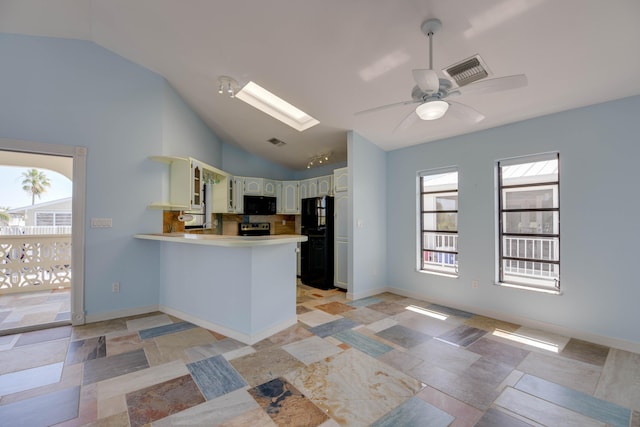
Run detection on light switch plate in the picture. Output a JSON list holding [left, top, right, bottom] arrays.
[[91, 218, 112, 228]]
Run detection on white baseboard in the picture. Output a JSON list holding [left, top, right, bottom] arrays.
[[347, 286, 388, 301], [85, 305, 160, 324], [159, 305, 297, 345], [385, 285, 640, 354]]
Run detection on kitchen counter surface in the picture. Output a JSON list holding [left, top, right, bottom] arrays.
[[134, 233, 307, 247]]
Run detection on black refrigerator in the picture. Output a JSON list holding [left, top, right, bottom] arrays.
[[300, 196, 334, 290]]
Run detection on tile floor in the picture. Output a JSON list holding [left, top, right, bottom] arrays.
[[0, 288, 71, 334], [0, 283, 638, 426]]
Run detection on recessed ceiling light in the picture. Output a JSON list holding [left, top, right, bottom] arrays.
[[236, 81, 319, 132]]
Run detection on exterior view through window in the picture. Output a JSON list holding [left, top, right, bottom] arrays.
[[498, 154, 560, 292], [419, 169, 458, 276]]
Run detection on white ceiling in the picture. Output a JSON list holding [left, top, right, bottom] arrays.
[[2, 0, 640, 170]]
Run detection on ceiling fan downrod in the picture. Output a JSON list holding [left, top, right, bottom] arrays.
[[421, 18, 442, 71]]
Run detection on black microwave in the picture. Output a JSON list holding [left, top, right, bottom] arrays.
[[243, 195, 277, 215]]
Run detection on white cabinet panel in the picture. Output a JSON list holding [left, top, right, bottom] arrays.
[[335, 240, 348, 289], [191, 161, 204, 211], [317, 175, 333, 196], [281, 181, 299, 214], [243, 177, 263, 195], [334, 189, 349, 289], [275, 181, 283, 213], [234, 177, 244, 213], [299, 178, 316, 200], [335, 193, 349, 240], [334, 167, 348, 193], [263, 179, 276, 196]]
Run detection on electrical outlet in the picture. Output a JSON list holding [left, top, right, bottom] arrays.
[[472, 279, 478, 289], [112, 282, 120, 293]]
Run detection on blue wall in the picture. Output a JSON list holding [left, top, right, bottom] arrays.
[[386, 95, 640, 345], [222, 144, 294, 180], [0, 34, 227, 318], [162, 84, 223, 164], [292, 160, 348, 180], [349, 131, 387, 298]]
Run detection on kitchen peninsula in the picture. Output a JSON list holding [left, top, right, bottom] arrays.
[[135, 233, 307, 344]]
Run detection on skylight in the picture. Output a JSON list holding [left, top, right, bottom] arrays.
[[235, 81, 319, 132]]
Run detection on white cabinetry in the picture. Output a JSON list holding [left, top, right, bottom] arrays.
[[281, 181, 300, 214], [275, 181, 283, 213], [263, 179, 277, 196], [333, 167, 348, 289], [191, 161, 204, 211], [317, 175, 333, 196], [243, 177, 263, 195], [212, 175, 244, 213], [243, 177, 277, 196], [300, 175, 332, 201], [149, 156, 227, 211], [333, 167, 348, 193], [299, 178, 317, 200]]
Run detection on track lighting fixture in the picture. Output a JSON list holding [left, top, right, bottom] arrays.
[[306, 152, 332, 169], [217, 76, 238, 98]]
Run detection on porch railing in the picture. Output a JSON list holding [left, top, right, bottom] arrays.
[[423, 234, 558, 279], [1, 226, 72, 235], [0, 234, 72, 294]]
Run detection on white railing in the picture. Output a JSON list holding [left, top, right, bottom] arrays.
[[503, 236, 559, 278], [0, 234, 72, 293], [422, 234, 558, 279], [1, 226, 72, 235], [423, 233, 458, 271]]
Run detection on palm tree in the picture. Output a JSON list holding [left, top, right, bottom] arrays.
[[21, 169, 51, 205]]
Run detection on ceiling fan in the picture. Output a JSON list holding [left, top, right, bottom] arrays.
[[356, 18, 528, 131]]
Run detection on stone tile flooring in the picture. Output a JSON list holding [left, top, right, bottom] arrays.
[[0, 288, 71, 334], [0, 283, 638, 426]]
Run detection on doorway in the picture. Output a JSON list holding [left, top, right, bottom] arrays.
[[0, 139, 86, 335]]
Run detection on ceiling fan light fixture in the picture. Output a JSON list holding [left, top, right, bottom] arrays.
[[416, 100, 449, 120]]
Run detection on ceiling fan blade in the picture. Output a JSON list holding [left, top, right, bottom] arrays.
[[393, 108, 419, 133], [412, 69, 439, 93], [446, 101, 485, 124], [355, 99, 418, 116], [459, 74, 527, 96]]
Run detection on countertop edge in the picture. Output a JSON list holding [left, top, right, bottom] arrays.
[[134, 233, 307, 247]]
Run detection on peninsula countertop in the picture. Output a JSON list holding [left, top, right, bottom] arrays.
[[134, 232, 307, 247]]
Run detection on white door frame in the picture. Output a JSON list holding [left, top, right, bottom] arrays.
[[0, 138, 86, 325]]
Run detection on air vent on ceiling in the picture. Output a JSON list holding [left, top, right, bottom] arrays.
[[267, 137, 286, 147], [442, 54, 489, 87]]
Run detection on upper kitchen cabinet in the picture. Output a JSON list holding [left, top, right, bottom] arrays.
[[243, 177, 263, 195], [263, 179, 277, 196], [148, 156, 227, 211], [212, 175, 244, 213], [243, 177, 276, 196], [191, 161, 203, 210], [299, 178, 317, 200], [300, 175, 333, 200], [317, 175, 333, 196], [281, 181, 300, 214], [333, 167, 348, 193]]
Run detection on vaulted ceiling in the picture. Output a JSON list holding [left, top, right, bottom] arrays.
[[2, 0, 640, 170]]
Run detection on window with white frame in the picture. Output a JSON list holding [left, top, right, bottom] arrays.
[[35, 211, 72, 227], [419, 168, 458, 276], [498, 153, 559, 292]]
